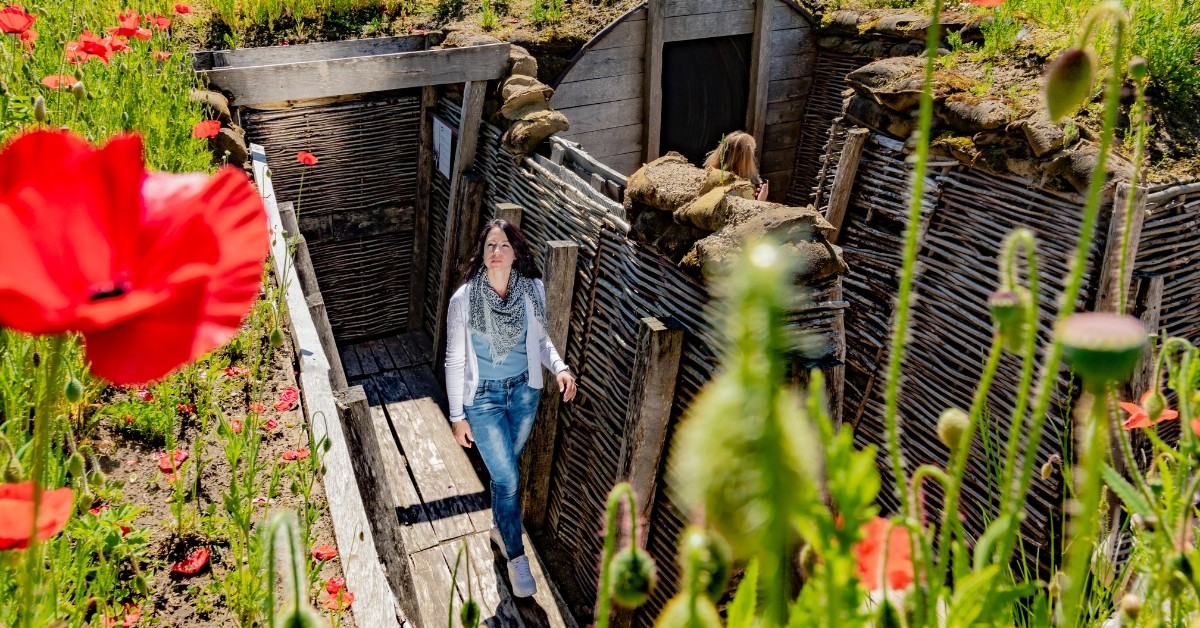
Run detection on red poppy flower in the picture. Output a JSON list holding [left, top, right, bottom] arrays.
[[76, 31, 113, 64], [223, 366, 249, 377], [311, 544, 338, 561], [146, 14, 170, 29], [89, 504, 109, 515], [192, 120, 220, 139], [0, 481, 74, 549], [263, 418, 279, 430], [249, 402, 266, 414], [176, 402, 195, 413], [229, 419, 243, 434], [170, 547, 209, 575], [65, 42, 89, 64], [157, 450, 189, 473], [117, 10, 139, 28], [135, 388, 153, 401], [174, 3, 192, 14], [18, 27, 33, 49], [853, 517, 914, 591], [324, 591, 354, 611], [1120, 391, 1180, 430], [326, 576, 346, 595], [152, 50, 169, 61], [274, 386, 299, 411], [104, 603, 141, 628], [41, 74, 79, 89], [107, 36, 130, 53], [0, 130, 268, 385], [968, 0, 1005, 5], [0, 5, 35, 33], [123, 415, 134, 424], [281, 448, 310, 461], [296, 151, 318, 166]]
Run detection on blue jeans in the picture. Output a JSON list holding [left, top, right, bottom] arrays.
[[464, 371, 540, 558]]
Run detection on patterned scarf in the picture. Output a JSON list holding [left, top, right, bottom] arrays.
[[467, 268, 546, 365]]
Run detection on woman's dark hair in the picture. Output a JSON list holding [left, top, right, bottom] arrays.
[[459, 219, 541, 285]]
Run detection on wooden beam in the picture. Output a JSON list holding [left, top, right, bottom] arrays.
[[1094, 183, 1148, 314], [292, 234, 321, 297], [336, 386, 421, 619], [825, 128, 869, 244], [826, 276, 846, 426], [643, 0, 665, 163], [433, 80, 489, 381], [1128, 275, 1165, 398], [520, 240, 581, 531], [193, 34, 427, 70], [746, 0, 773, 152], [250, 143, 400, 628], [495, 202, 524, 228], [306, 294, 350, 391], [663, 10, 756, 41], [409, 85, 438, 332], [200, 43, 511, 106], [278, 201, 299, 239]]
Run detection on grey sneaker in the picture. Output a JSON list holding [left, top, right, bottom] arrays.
[[507, 555, 537, 598], [490, 526, 508, 559]]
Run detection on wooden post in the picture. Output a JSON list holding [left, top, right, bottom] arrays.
[[292, 234, 321, 297], [408, 84, 438, 332], [550, 142, 566, 166], [1094, 183, 1148, 314], [826, 276, 846, 426], [1127, 275, 1165, 398], [278, 201, 299, 239], [495, 202, 523, 228], [307, 293, 349, 390], [745, 0, 773, 150], [520, 240, 580, 531], [825, 128, 869, 244], [433, 80, 488, 380], [336, 385, 420, 619], [643, 0, 665, 163]]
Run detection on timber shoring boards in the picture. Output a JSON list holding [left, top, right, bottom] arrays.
[[343, 345, 574, 628], [758, 0, 816, 202], [243, 95, 421, 343], [1137, 182, 1200, 343], [830, 133, 1121, 576]]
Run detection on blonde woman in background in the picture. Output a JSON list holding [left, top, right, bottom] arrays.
[[703, 131, 770, 201]]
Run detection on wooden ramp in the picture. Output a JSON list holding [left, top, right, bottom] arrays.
[[340, 331, 575, 628]]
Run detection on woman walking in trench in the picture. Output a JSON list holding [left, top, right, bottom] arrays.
[[444, 218, 577, 598]]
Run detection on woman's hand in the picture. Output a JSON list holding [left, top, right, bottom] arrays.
[[756, 179, 770, 201], [557, 370, 577, 402], [452, 420, 473, 448]]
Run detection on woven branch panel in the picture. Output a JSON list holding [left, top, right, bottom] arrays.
[[829, 132, 1112, 575], [786, 51, 873, 206], [244, 93, 421, 342], [1138, 183, 1200, 342]]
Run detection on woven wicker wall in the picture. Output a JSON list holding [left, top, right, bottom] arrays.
[[1138, 182, 1200, 341], [244, 93, 421, 343]]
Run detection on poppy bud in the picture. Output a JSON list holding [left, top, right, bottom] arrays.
[[989, 290, 1029, 353], [121, 111, 130, 129], [88, 470, 107, 489], [937, 407, 970, 451], [74, 68, 84, 81], [68, 452, 86, 478], [611, 546, 656, 609], [290, 480, 299, 494], [460, 599, 481, 628], [4, 445, 23, 482], [1047, 571, 1065, 596], [654, 595, 722, 628], [279, 605, 324, 628], [32, 352, 40, 367], [265, 167, 272, 179], [1041, 459, 1055, 481], [1128, 57, 1148, 81], [322, 439, 332, 453], [680, 526, 731, 600], [1120, 593, 1142, 619], [270, 327, 285, 348], [65, 378, 84, 403], [1143, 389, 1168, 422], [71, 81, 85, 103], [119, 62, 129, 73], [1045, 47, 1096, 122], [33, 96, 46, 123], [1059, 313, 1146, 386]]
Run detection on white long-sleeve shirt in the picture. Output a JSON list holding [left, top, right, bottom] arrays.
[[444, 278, 569, 422]]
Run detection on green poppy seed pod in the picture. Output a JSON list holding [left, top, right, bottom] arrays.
[[289, 480, 299, 494], [119, 62, 129, 73], [88, 469, 106, 489], [1045, 47, 1096, 122], [1143, 390, 1168, 423], [121, 111, 130, 128], [1128, 56, 1148, 81], [265, 167, 273, 179], [937, 407, 970, 451], [67, 452, 86, 478], [460, 599, 481, 628], [5, 456, 23, 483], [71, 81, 86, 103], [1120, 593, 1142, 619], [33, 96, 47, 123], [680, 526, 731, 600], [654, 595, 722, 628], [610, 547, 657, 609], [73, 68, 84, 81], [988, 290, 1029, 353], [322, 439, 332, 453], [65, 378, 84, 403], [270, 327, 285, 348], [1059, 313, 1147, 386]]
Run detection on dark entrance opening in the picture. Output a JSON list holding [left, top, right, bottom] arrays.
[[660, 34, 752, 166]]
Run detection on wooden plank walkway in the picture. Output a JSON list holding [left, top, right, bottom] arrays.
[[339, 331, 575, 628]]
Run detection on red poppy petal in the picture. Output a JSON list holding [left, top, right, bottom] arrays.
[[0, 483, 74, 549], [1161, 409, 1180, 422], [969, 0, 1006, 5], [1122, 413, 1151, 430], [1118, 402, 1144, 416], [170, 547, 210, 574]]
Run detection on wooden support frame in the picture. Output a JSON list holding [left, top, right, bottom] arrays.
[[408, 84, 439, 332], [825, 128, 870, 244], [521, 240, 581, 531], [336, 386, 420, 617], [193, 34, 427, 71], [826, 276, 847, 426], [199, 43, 511, 106], [1094, 183, 1149, 314], [1128, 275, 1165, 397], [745, 0, 773, 150], [250, 144, 400, 628], [643, 0, 665, 163], [495, 202, 524, 228], [306, 294, 349, 390]]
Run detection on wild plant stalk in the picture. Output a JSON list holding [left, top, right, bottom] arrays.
[[1116, 66, 1149, 315], [595, 483, 636, 628]]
